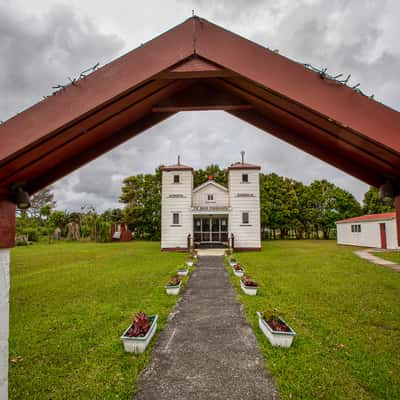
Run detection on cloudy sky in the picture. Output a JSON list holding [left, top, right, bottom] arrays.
[[1, 0, 399, 211]]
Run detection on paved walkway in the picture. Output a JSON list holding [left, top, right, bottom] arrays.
[[354, 249, 400, 272], [196, 248, 226, 256], [134, 256, 278, 400]]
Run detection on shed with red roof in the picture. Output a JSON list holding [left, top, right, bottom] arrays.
[[336, 212, 398, 249]]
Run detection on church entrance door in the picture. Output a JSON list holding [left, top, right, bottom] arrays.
[[194, 216, 228, 246]]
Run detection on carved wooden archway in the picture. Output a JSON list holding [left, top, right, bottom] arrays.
[[1, 16, 400, 397]]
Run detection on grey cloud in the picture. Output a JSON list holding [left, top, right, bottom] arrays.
[[0, 2, 124, 121], [189, 0, 282, 21], [6, 0, 400, 211]]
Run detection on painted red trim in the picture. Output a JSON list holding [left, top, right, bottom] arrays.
[[160, 164, 193, 171], [161, 247, 189, 252], [336, 212, 396, 224], [0, 19, 194, 161], [228, 162, 261, 170], [0, 197, 16, 248], [379, 223, 387, 249], [233, 247, 261, 252], [395, 196, 400, 247], [194, 17, 400, 154]]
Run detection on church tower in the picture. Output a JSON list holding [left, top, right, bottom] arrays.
[[227, 154, 261, 250], [160, 159, 193, 251]]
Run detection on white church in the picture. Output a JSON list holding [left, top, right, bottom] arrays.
[[160, 157, 261, 251]]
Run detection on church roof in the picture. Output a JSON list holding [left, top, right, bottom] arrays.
[[336, 212, 396, 224], [193, 180, 228, 193], [160, 164, 193, 171], [228, 162, 261, 170]]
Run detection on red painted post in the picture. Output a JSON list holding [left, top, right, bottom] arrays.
[[395, 195, 400, 247], [0, 197, 16, 249], [0, 196, 15, 399]]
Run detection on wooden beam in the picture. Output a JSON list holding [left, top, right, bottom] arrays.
[[152, 81, 252, 112], [194, 17, 400, 154], [228, 109, 384, 187], [157, 55, 236, 79], [0, 18, 195, 161], [0, 80, 191, 191], [215, 78, 400, 175], [27, 112, 174, 194]]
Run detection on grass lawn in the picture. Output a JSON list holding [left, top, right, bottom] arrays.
[[372, 251, 400, 264], [9, 241, 187, 399], [230, 241, 400, 400]]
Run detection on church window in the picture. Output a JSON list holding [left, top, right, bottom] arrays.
[[172, 213, 180, 225]]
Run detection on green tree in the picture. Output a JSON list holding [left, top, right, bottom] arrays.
[[120, 167, 161, 240], [28, 187, 56, 222], [362, 186, 394, 214], [260, 173, 299, 239], [194, 164, 228, 187], [304, 180, 361, 239], [48, 210, 69, 234], [334, 187, 362, 220], [16, 187, 57, 241]]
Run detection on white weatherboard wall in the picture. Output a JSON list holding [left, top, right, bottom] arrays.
[[228, 169, 261, 249], [337, 219, 399, 249], [161, 170, 193, 249], [192, 182, 229, 208], [0, 249, 9, 400]]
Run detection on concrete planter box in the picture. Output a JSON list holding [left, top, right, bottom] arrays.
[[256, 312, 296, 348], [233, 268, 244, 277], [177, 268, 189, 276], [165, 281, 181, 295], [229, 260, 237, 267], [240, 280, 258, 295], [186, 261, 194, 267], [120, 315, 158, 353]]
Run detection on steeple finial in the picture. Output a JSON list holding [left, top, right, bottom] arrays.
[[240, 150, 245, 164]]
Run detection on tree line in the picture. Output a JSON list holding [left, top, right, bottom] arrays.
[[118, 164, 394, 240], [16, 165, 394, 243]]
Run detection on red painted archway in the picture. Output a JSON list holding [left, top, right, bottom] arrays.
[[1, 16, 400, 247], [2, 16, 400, 397]]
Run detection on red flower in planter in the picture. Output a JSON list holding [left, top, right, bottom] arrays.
[[262, 312, 290, 332], [241, 275, 258, 287], [127, 312, 151, 337], [168, 275, 181, 286], [233, 264, 243, 271]]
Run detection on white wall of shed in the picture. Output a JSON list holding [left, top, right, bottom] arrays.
[[336, 219, 399, 249]]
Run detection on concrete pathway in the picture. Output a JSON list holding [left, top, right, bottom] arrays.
[[196, 248, 226, 256], [134, 256, 278, 400], [354, 249, 400, 272]]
